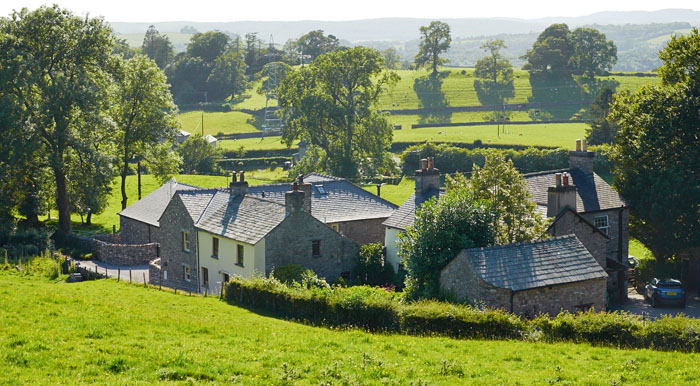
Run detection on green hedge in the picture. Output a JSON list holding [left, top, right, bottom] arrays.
[[224, 276, 700, 352], [217, 157, 291, 170]]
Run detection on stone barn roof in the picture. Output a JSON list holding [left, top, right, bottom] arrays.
[[382, 188, 443, 231], [445, 235, 607, 292], [118, 179, 203, 227]]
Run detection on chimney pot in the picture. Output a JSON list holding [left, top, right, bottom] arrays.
[[575, 139, 582, 152], [232, 171, 237, 183], [563, 173, 569, 186], [376, 183, 381, 197], [582, 139, 588, 152], [420, 158, 428, 170], [555, 173, 562, 187], [239, 171, 245, 182], [293, 182, 298, 190]]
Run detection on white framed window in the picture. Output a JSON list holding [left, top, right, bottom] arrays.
[[182, 264, 191, 282], [594, 215, 609, 235], [182, 231, 190, 252], [212, 237, 219, 258], [236, 245, 244, 267]]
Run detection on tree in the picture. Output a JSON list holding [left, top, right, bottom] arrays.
[[398, 176, 494, 300], [466, 155, 546, 244], [141, 25, 174, 69], [586, 86, 619, 145], [166, 53, 211, 104], [296, 30, 339, 62], [415, 21, 451, 76], [569, 28, 617, 77], [355, 243, 394, 286], [207, 50, 248, 100], [178, 134, 222, 174], [187, 31, 230, 63], [0, 6, 115, 235], [256, 62, 293, 96], [112, 55, 181, 210], [474, 40, 515, 105], [382, 48, 400, 70], [609, 28, 700, 261], [278, 47, 399, 179], [521, 23, 573, 77]]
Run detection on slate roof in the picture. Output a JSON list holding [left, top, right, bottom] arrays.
[[458, 235, 607, 292], [193, 191, 287, 245], [524, 168, 626, 216], [244, 173, 398, 223], [382, 188, 442, 231], [118, 179, 203, 227]]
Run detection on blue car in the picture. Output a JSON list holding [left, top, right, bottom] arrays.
[[644, 278, 686, 308]]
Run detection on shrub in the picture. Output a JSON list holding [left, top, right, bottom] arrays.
[[642, 316, 700, 352], [355, 243, 394, 286], [534, 311, 643, 347], [272, 264, 314, 284]]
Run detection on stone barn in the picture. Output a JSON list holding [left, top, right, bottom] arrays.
[[440, 235, 608, 317]]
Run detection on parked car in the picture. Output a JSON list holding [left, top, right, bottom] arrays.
[[644, 278, 686, 308]]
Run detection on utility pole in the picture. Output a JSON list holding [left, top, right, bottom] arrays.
[[201, 113, 204, 136], [137, 161, 142, 200]]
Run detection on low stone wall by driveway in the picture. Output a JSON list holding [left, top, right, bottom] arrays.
[[68, 233, 158, 266]]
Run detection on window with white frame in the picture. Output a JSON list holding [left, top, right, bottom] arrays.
[[594, 215, 609, 234], [182, 231, 190, 252], [182, 264, 191, 282], [212, 237, 219, 258], [236, 245, 244, 266]]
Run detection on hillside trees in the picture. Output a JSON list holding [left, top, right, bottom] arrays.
[[398, 175, 494, 300], [178, 134, 222, 174], [415, 21, 452, 76], [278, 47, 399, 179], [569, 27, 618, 77], [609, 28, 700, 261], [141, 25, 174, 69], [586, 86, 619, 145], [112, 55, 181, 210], [0, 6, 116, 235], [296, 30, 340, 62], [474, 40, 515, 105]]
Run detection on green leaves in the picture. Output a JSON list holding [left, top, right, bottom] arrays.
[[415, 21, 452, 75]]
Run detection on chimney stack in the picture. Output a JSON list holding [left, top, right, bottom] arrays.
[[547, 172, 577, 217], [569, 140, 594, 175], [297, 175, 312, 213], [415, 157, 440, 196], [285, 181, 306, 215], [229, 170, 249, 197]]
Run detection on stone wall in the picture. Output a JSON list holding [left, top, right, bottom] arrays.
[[512, 278, 607, 317], [148, 258, 162, 286], [335, 217, 388, 246], [119, 216, 160, 245], [440, 250, 512, 310], [94, 240, 158, 266], [547, 210, 609, 267], [157, 195, 199, 292], [265, 211, 360, 281]]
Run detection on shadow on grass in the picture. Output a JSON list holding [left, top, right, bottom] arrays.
[[474, 79, 515, 106], [528, 72, 620, 120], [413, 72, 451, 124]]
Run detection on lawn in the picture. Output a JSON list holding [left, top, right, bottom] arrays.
[[1, 271, 698, 385], [362, 177, 416, 206], [68, 170, 289, 233], [177, 110, 260, 136]]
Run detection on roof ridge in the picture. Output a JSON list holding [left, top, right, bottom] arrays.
[[467, 234, 577, 253], [243, 194, 286, 207], [522, 168, 570, 177], [194, 191, 221, 225], [305, 172, 345, 181]]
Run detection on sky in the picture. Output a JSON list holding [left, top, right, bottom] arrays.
[[1, 0, 698, 22]]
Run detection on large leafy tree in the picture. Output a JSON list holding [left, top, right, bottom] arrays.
[[466, 155, 546, 244], [586, 86, 619, 145], [569, 27, 617, 77], [207, 50, 248, 100], [521, 23, 573, 77], [0, 6, 115, 235], [112, 55, 181, 210], [296, 30, 340, 62], [609, 28, 700, 261], [399, 177, 494, 300], [187, 31, 230, 63], [415, 21, 452, 76], [178, 134, 222, 174], [474, 40, 515, 105], [278, 47, 399, 179], [141, 25, 174, 69]]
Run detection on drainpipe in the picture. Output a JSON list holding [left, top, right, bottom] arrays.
[[510, 290, 515, 313]]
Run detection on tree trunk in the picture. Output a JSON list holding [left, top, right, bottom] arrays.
[[121, 158, 129, 210], [54, 166, 72, 236], [86, 212, 92, 226]]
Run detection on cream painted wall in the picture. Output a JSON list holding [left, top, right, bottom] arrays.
[[197, 230, 265, 294], [385, 227, 401, 272]]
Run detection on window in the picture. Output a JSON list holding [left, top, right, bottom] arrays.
[[312, 240, 321, 256], [222, 273, 230, 283], [236, 245, 244, 266], [331, 223, 340, 232], [212, 237, 219, 258], [202, 267, 209, 288], [182, 265, 191, 282], [316, 185, 327, 195], [182, 231, 190, 252], [594, 215, 609, 234]]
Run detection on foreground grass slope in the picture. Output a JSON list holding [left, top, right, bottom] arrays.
[[1, 271, 698, 385]]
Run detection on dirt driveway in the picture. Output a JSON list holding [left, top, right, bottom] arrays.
[[76, 260, 149, 283], [611, 287, 700, 319]]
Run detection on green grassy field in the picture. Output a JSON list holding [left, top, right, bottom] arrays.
[[362, 177, 415, 206], [68, 171, 289, 233], [1, 271, 697, 385], [177, 110, 260, 135]]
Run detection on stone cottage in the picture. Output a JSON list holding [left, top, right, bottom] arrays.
[[383, 157, 443, 272], [155, 173, 361, 293], [440, 235, 608, 317], [524, 139, 630, 300]]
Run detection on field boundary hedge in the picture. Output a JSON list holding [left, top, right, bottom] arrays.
[[410, 120, 584, 129], [224, 276, 700, 353]]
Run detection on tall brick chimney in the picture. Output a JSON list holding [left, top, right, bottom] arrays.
[[229, 171, 249, 197], [569, 139, 594, 175], [297, 175, 312, 213], [415, 157, 440, 196], [285, 182, 306, 215], [547, 172, 577, 217]]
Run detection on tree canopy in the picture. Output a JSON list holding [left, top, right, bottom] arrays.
[[141, 25, 174, 69], [296, 30, 340, 62], [415, 21, 451, 76], [609, 28, 700, 261], [474, 40, 515, 105], [398, 176, 494, 300], [585, 86, 619, 145], [278, 47, 399, 179]]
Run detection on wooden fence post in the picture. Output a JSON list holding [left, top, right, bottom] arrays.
[[129, 269, 132, 283], [143, 273, 146, 288], [117, 267, 120, 282]]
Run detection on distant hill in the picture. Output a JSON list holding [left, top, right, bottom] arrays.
[[111, 9, 699, 71]]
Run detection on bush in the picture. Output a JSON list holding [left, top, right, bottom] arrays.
[[355, 243, 394, 286], [272, 264, 314, 284], [534, 311, 643, 347], [635, 257, 682, 286]]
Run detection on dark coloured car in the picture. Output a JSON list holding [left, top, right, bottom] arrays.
[[644, 278, 686, 308]]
